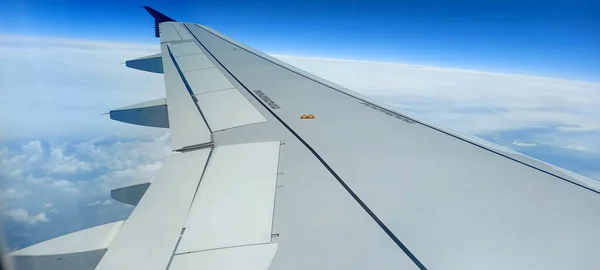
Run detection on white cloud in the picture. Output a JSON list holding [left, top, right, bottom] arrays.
[[21, 141, 44, 163], [561, 145, 592, 152], [3, 208, 49, 225], [27, 213, 49, 225], [0, 141, 46, 180], [0, 35, 165, 140], [4, 208, 28, 222], [512, 141, 537, 147], [557, 125, 600, 132], [87, 200, 112, 206], [73, 132, 171, 173], [0, 188, 31, 199], [49, 179, 80, 194], [1, 133, 170, 201], [43, 145, 92, 175], [42, 202, 59, 214], [87, 200, 101, 206]]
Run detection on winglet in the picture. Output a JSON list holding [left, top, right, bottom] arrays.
[[143, 6, 176, 38]]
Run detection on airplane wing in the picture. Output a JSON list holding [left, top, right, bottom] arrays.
[[8, 6, 600, 270]]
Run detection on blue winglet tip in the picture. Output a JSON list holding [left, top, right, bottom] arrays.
[[143, 6, 176, 37]]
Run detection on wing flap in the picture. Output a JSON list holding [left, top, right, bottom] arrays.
[[170, 243, 278, 270], [195, 89, 267, 131], [169, 41, 203, 57], [184, 67, 236, 95], [175, 53, 215, 72], [177, 142, 280, 253]]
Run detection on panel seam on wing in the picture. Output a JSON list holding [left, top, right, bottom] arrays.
[[166, 44, 214, 134]]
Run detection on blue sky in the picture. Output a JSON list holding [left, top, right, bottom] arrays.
[[1, 0, 599, 81], [1, 0, 599, 251]]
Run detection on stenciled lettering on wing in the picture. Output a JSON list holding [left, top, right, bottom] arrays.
[[253, 90, 281, 110], [360, 102, 415, 124]]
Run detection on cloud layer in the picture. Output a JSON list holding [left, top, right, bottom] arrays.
[[0, 134, 170, 249], [4, 209, 48, 225], [0, 35, 164, 140]]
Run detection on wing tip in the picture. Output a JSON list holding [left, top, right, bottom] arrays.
[[143, 6, 176, 23], [143, 6, 176, 38]]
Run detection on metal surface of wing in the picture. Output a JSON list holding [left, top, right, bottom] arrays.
[[157, 21, 599, 270]]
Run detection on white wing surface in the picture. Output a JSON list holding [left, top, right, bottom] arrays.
[[7, 6, 600, 270]]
